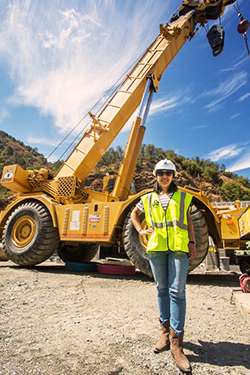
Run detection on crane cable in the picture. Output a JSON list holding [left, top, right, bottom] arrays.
[[47, 50, 146, 162], [234, 0, 250, 58]]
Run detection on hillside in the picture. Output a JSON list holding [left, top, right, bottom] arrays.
[[0, 131, 250, 206], [0, 130, 62, 206], [84, 164, 230, 202], [85, 145, 250, 203]]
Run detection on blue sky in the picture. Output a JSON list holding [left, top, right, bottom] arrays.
[[0, 0, 250, 179]]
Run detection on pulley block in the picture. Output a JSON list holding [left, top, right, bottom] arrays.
[[207, 24, 225, 57]]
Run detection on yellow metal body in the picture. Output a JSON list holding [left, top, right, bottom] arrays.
[[112, 117, 145, 200], [56, 199, 133, 244], [1, 165, 30, 193], [238, 205, 250, 240]]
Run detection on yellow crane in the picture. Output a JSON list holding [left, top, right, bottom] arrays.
[[1, 0, 249, 276]]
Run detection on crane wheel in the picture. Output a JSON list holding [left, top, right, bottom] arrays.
[[122, 204, 209, 277], [0, 243, 9, 261], [123, 210, 153, 277], [2, 201, 60, 266], [240, 259, 250, 275], [57, 242, 99, 263], [188, 204, 209, 272]]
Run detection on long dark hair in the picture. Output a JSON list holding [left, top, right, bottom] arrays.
[[153, 180, 178, 194]]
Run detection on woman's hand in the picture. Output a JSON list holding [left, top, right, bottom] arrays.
[[139, 227, 154, 235], [188, 242, 196, 260], [131, 207, 154, 236]]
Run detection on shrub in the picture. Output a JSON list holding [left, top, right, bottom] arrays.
[[220, 181, 250, 201]]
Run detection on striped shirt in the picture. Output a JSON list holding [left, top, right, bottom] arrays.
[[137, 192, 173, 212]]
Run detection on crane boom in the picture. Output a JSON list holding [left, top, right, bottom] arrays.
[[54, 10, 196, 184]]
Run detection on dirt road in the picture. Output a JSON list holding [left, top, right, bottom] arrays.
[[0, 260, 250, 375]]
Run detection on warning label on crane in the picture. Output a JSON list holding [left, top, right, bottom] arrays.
[[89, 214, 100, 223], [70, 210, 80, 231]]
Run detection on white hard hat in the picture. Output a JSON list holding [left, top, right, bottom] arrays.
[[153, 159, 176, 176]]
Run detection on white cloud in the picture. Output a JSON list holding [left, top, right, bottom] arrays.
[[193, 124, 209, 129], [0, 0, 173, 138], [47, 154, 60, 163], [39, 9, 101, 50], [121, 92, 189, 132], [202, 72, 248, 112], [0, 109, 9, 123], [230, 113, 240, 120], [150, 94, 193, 116], [26, 136, 60, 147], [206, 144, 244, 162], [220, 56, 249, 72], [227, 152, 250, 173], [150, 97, 179, 115], [237, 93, 250, 102]]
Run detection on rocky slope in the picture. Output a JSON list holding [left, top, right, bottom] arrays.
[[85, 167, 229, 202]]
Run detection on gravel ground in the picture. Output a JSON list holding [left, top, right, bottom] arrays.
[[0, 260, 250, 375]]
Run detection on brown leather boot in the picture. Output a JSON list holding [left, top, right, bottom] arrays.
[[170, 327, 191, 373], [153, 320, 170, 353]]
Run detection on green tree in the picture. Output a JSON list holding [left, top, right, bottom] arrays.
[[5, 145, 13, 156], [138, 144, 146, 161], [202, 167, 221, 186], [145, 144, 157, 163], [165, 150, 178, 162], [182, 159, 202, 177], [220, 181, 250, 201], [236, 176, 250, 189], [116, 146, 123, 161], [52, 160, 64, 172], [219, 163, 226, 173]]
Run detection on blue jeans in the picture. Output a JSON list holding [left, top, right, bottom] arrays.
[[148, 250, 189, 337]]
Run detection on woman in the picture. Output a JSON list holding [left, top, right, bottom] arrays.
[[131, 159, 196, 373]]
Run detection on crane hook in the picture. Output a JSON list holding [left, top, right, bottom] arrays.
[[237, 13, 250, 58], [237, 13, 249, 35]]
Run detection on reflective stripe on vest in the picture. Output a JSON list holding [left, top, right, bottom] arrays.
[[141, 190, 193, 252]]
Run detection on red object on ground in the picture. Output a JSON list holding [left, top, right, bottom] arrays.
[[239, 274, 250, 293], [97, 263, 136, 275]]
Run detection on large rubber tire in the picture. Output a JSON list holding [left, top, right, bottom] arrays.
[[123, 211, 153, 277], [58, 242, 99, 263], [122, 204, 209, 277], [240, 259, 250, 275], [188, 205, 209, 272], [2, 201, 60, 266], [0, 243, 9, 261]]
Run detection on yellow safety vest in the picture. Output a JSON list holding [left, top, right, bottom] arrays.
[[141, 190, 193, 253]]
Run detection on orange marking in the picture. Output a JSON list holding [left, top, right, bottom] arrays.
[[14, 178, 30, 189], [60, 234, 110, 239]]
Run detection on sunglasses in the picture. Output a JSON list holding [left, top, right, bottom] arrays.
[[156, 171, 173, 177]]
